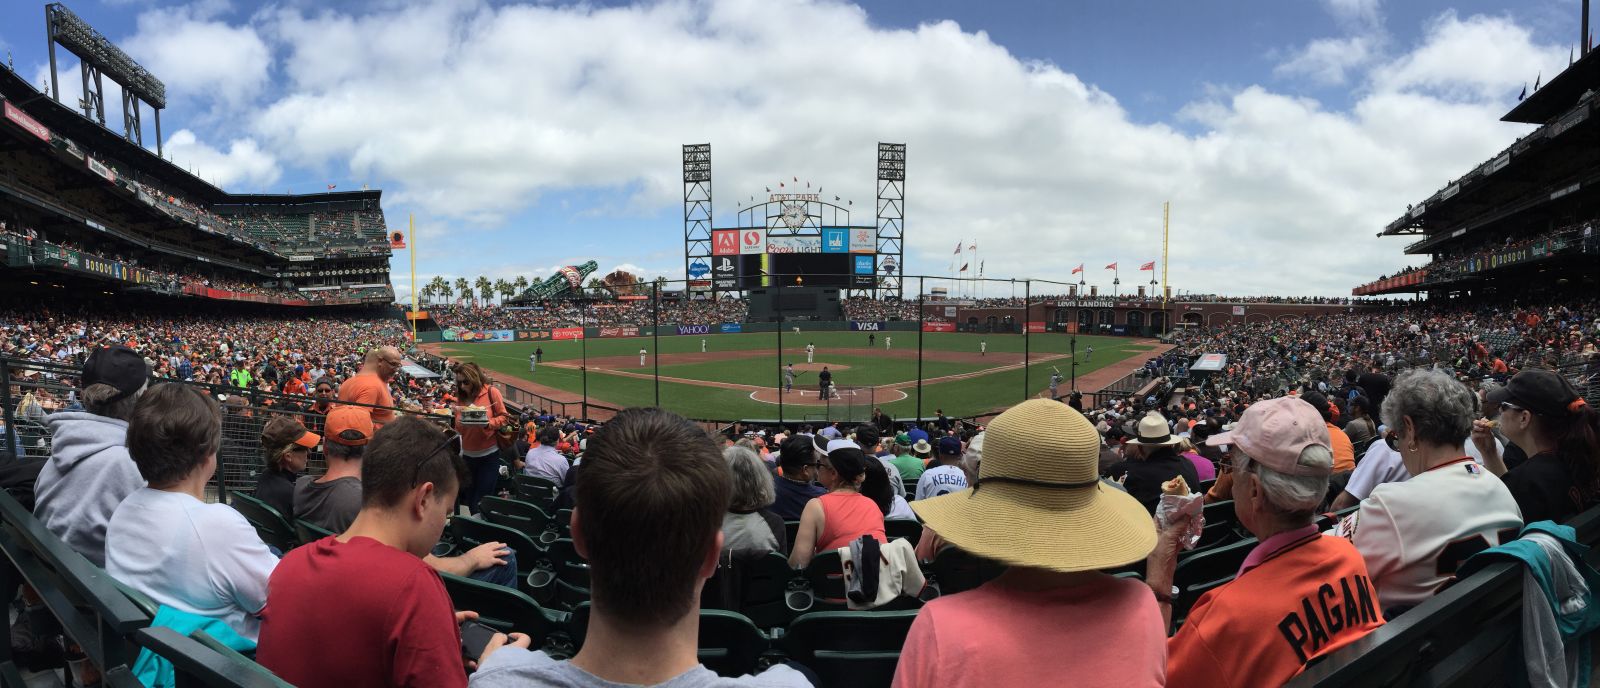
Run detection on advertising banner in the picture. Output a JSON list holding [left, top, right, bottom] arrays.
[[86, 156, 117, 184], [719, 323, 743, 333], [712, 230, 738, 255], [1112, 325, 1128, 336], [688, 259, 710, 278], [766, 236, 821, 253], [2, 101, 50, 141], [688, 280, 712, 291], [552, 327, 585, 340], [849, 227, 875, 253], [442, 328, 514, 343], [1231, 306, 1246, 316], [853, 274, 875, 288], [850, 322, 885, 332], [712, 255, 738, 290], [821, 228, 847, 253], [1025, 321, 1046, 333], [515, 330, 553, 341], [921, 321, 956, 333], [854, 255, 875, 274], [944, 306, 957, 317], [739, 229, 764, 255], [598, 326, 641, 338], [677, 324, 712, 335], [1065, 322, 1079, 334]]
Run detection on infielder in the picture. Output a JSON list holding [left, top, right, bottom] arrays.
[[529, 352, 537, 374], [980, 341, 987, 356], [784, 363, 795, 393], [1085, 346, 1094, 362], [885, 336, 892, 350], [639, 348, 647, 366], [806, 342, 815, 364], [701, 338, 707, 353]]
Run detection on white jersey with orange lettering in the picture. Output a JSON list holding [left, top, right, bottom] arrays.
[[1335, 458, 1522, 612]]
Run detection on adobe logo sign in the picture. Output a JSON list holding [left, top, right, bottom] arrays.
[[712, 230, 738, 256]]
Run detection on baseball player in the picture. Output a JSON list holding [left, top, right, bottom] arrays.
[[529, 352, 537, 374], [885, 336, 892, 350], [806, 342, 815, 364], [639, 348, 647, 366], [980, 341, 987, 356], [1085, 346, 1094, 362], [869, 333, 876, 348], [701, 338, 707, 353], [1050, 372, 1063, 398], [784, 363, 795, 393]]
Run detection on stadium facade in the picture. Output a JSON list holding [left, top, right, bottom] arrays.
[[1353, 48, 1600, 297]]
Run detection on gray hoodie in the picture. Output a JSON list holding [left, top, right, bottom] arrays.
[[36, 412, 146, 567]]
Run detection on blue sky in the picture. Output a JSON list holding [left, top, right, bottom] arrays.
[[0, 0, 1584, 298]]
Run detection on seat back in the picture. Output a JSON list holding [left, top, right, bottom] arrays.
[[1196, 499, 1242, 548], [228, 493, 299, 553], [884, 519, 922, 546], [783, 521, 800, 553], [440, 572, 568, 651], [926, 546, 1007, 597], [449, 516, 544, 576], [293, 519, 335, 545], [802, 550, 848, 611], [740, 552, 799, 630], [1172, 537, 1258, 628], [697, 610, 770, 678], [480, 497, 553, 543], [782, 610, 919, 688], [514, 474, 560, 507], [545, 538, 591, 609]]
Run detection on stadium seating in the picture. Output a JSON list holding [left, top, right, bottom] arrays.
[[782, 610, 919, 688], [923, 547, 1006, 597], [514, 475, 560, 510], [449, 516, 545, 580], [1170, 537, 1258, 629], [695, 610, 771, 677], [480, 495, 556, 545], [439, 572, 574, 658], [884, 519, 922, 546], [293, 518, 336, 545]]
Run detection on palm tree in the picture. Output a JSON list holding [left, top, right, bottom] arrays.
[[586, 277, 607, 298], [652, 275, 668, 293], [475, 276, 493, 305], [494, 278, 513, 304], [513, 275, 529, 294], [453, 278, 469, 305], [428, 276, 448, 304]]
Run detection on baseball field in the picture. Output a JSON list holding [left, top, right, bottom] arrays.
[[434, 330, 1166, 422]]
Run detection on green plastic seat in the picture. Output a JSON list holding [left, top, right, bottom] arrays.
[[229, 493, 298, 552], [293, 519, 336, 546], [480, 496, 555, 544], [440, 572, 572, 657], [782, 610, 919, 688]]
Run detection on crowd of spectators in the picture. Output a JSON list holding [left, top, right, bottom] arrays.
[[429, 297, 749, 330]]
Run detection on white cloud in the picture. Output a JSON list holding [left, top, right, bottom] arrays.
[[1372, 11, 1567, 101], [1324, 0, 1382, 32], [162, 129, 281, 188], [1275, 35, 1377, 86], [122, 3, 271, 109], [209, 1, 1567, 296]]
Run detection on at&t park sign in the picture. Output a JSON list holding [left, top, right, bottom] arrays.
[[769, 193, 821, 203]]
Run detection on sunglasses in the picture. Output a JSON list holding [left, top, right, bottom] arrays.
[[414, 432, 461, 487], [1499, 401, 1527, 414]]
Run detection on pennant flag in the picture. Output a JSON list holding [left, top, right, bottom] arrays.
[[779, 182, 785, 188], [1140, 261, 1155, 271], [792, 176, 797, 182], [1071, 264, 1083, 274], [834, 196, 840, 201], [959, 263, 969, 273], [327, 183, 337, 190], [766, 186, 771, 192], [979, 260, 984, 275], [806, 181, 810, 188], [1105, 262, 1118, 270], [1519, 84, 1527, 101], [1571, 45, 1575, 67], [953, 242, 962, 255], [1535, 71, 1541, 89], [968, 242, 976, 251]]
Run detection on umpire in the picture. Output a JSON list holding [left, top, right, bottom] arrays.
[[819, 366, 833, 400]]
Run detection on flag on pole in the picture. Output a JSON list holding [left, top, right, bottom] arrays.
[[968, 242, 976, 251], [959, 263, 969, 273], [953, 242, 962, 255], [327, 183, 336, 190], [1105, 262, 1118, 270], [1140, 261, 1155, 271], [1535, 71, 1542, 90], [1071, 264, 1083, 274], [979, 260, 984, 276], [1519, 84, 1527, 101]]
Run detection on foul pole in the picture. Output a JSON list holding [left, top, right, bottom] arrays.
[[409, 214, 418, 345], [1161, 202, 1170, 333]]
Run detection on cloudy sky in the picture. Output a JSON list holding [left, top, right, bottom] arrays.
[[0, 0, 1581, 299]]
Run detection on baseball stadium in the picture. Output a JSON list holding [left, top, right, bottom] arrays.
[[1, 1, 1599, 687]]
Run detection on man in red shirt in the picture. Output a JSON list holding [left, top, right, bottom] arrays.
[[257, 415, 527, 687], [337, 346, 401, 427]]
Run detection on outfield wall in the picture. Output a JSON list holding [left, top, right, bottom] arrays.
[[419, 320, 924, 344]]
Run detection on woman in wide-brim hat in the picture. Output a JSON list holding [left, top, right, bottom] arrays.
[[894, 399, 1168, 688]]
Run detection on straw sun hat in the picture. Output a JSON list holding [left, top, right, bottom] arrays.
[[911, 399, 1156, 573]]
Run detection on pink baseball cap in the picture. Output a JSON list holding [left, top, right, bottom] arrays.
[[1205, 397, 1331, 477]]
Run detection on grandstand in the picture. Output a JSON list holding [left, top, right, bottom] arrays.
[[1353, 46, 1600, 298]]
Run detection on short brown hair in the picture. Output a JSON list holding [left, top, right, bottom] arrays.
[[577, 407, 730, 627], [126, 383, 221, 486], [361, 415, 466, 509]]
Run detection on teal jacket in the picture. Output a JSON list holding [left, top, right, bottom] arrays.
[[1461, 520, 1600, 687], [132, 606, 255, 687]]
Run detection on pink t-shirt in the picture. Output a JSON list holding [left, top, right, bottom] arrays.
[[892, 573, 1166, 688]]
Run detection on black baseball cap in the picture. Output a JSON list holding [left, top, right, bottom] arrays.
[[1488, 369, 1585, 417], [82, 345, 148, 403]]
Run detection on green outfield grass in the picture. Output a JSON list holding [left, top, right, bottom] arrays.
[[441, 330, 1147, 421]]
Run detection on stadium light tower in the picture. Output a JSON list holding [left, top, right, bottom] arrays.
[[44, 3, 167, 155]]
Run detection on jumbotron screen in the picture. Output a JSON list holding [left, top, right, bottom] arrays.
[[740, 253, 852, 288]]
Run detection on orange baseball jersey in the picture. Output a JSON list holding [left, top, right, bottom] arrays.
[[1167, 533, 1385, 687]]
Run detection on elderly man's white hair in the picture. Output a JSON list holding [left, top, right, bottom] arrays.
[[1235, 445, 1332, 518]]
